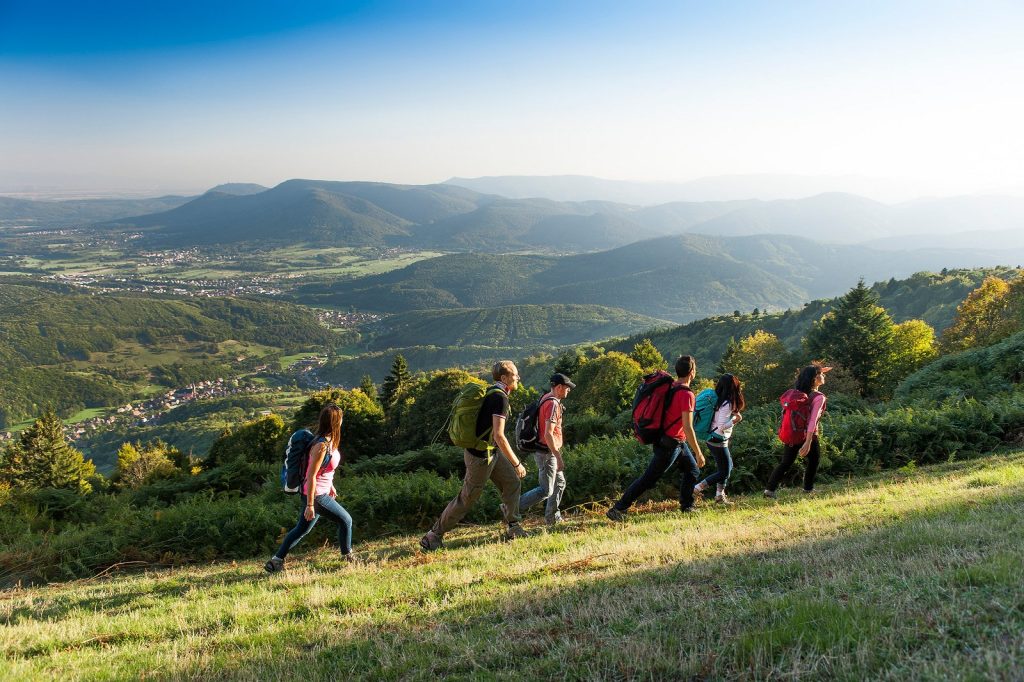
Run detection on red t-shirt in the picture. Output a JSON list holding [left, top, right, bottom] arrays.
[[536, 393, 563, 451], [662, 383, 695, 441]]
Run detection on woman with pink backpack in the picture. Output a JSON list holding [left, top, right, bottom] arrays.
[[764, 363, 830, 498]]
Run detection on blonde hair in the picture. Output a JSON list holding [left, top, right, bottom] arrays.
[[492, 360, 516, 382]]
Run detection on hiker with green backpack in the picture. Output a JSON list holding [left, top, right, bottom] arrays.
[[420, 361, 529, 551], [692, 374, 746, 505]]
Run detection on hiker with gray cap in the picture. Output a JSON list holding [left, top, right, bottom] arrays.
[[516, 373, 575, 525]]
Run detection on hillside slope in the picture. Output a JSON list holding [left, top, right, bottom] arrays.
[[365, 304, 670, 350], [3, 453, 1021, 680], [297, 236, 1011, 322], [608, 268, 1014, 368]]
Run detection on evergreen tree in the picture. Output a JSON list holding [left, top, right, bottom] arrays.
[[629, 339, 665, 374], [358, 374, 379, 403], [805, 280, 896, 397], [379, 354, 411, 412], [10, 409, 95, 493]]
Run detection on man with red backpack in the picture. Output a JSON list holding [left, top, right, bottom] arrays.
[[607, 355, 707, 521], [764, 363, 830, 497]]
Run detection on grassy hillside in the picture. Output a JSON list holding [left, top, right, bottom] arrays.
[[366, 304, 670, 350], [2, 453, 1021, 680]]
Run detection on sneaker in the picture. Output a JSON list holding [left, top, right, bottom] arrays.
[[606, 506, 627, 522], [419, 530, 443, 552], [692, 483, 707, 500], [502, 524, 531, 541], [763, 489, 777, 499], [264, 557, 283, 573], [715, 493, 733, 506]]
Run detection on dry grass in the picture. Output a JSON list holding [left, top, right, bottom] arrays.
[[2, 452, 1023, 680]]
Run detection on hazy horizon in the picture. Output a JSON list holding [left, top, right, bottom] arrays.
[[2, 1, 1023, 198]]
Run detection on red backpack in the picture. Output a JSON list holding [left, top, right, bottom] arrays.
[[631, 371, 676, 444], [777, 389, 812, 446]]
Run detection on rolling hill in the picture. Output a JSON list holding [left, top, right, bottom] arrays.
[[295, 234, 1023, 322], [606, 268, 1013, 370], [364, 304, 671, 350], [91, 177, 1024, 251], [0, 279, 343, 427]]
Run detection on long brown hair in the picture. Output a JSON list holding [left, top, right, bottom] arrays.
[[316, 404, 343, 455], [715, 374, 746, 413]]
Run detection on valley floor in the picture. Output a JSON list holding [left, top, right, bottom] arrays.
[[3, 452, 1023, 680]]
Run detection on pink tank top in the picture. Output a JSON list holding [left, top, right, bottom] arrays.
[[303, 439, 341, 496]]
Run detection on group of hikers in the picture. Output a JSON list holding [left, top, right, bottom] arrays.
[[265, 355, 829, 571]]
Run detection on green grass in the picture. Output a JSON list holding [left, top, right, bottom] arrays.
[[2, 453, 1023, 680], [63, 408, 108, 424]]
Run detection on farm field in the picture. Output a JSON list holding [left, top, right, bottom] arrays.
[[2, 452, 1021, 680]]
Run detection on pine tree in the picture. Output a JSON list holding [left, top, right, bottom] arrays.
[[805, 280, 896, 397], [13, 409, 95, 493], [379, 354, 411, 412], [358, 374, 379, 403]]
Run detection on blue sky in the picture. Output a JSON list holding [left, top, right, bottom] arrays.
[[1, 0, 1022, 196]]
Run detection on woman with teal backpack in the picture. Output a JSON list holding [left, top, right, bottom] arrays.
[[693, 374, 745, 504]]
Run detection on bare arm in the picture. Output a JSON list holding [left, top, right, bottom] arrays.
[[492, 414, 526, 479], [304, 441, 327, 519], [681, 411, 705, 468]]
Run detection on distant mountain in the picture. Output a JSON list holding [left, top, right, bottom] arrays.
[[365, 304, 670, 350], [103, 179, 486, 247], [443, 174, 932, 204], [94, 178, 1024, 251], [295, 233, 1024, 322], [0, 194, 192, 227], [206, 183, 268, 196]]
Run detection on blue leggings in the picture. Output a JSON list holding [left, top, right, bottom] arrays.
[[275, 493, 353, 558]]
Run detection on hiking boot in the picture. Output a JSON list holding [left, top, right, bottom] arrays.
[[606, 507, 627, 522], [692, 483, 707, 501], [264, 557, 283, 573], [419, 530, 443, 552], [502, 524, 531, 542], [763, 489, 777, 499]]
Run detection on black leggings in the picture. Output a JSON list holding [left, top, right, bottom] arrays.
[[766, 436, 820, 492]]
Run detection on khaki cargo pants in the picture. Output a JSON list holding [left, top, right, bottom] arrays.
[[431, 450, 522, 535]]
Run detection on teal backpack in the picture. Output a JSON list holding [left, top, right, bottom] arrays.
[[692, 388, 719, 442]]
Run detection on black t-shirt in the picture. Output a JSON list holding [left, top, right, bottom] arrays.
[[467, 386, 510, 457]]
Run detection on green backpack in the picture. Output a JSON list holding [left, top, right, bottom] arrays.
[[447, 383, 506, 451]]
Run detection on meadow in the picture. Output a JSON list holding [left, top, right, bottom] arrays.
[[2, 451, 1021, 680]]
